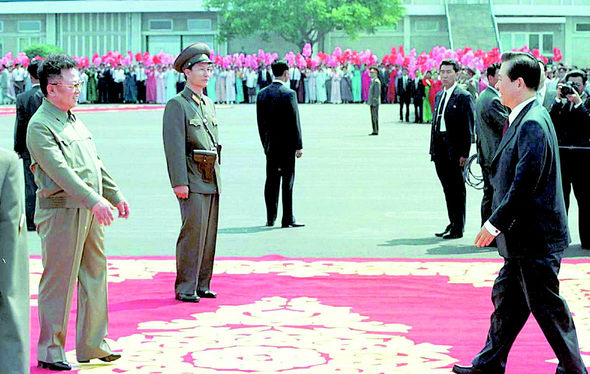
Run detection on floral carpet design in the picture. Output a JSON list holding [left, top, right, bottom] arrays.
[[29, 256, 590, 373]]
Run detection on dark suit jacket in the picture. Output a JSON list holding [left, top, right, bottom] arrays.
[[14, 85, 43, 158], [490, 100, 569, 258], [549, 95, 590, 147], [396, 75, 411, 99], [411, 78, 425, 101], [429, 85, 474, 161], [256, 82, 302, 156], [475, 87, 508, 168]]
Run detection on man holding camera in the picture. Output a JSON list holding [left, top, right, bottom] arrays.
[[549, 69, 590, 249]]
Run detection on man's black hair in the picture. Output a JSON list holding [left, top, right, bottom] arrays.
[[271, 59, 289, 77], [486, 62, 501, 79], [38, 54, 77, 96], [501, 52, 541, 91], [27, 60, 40, 80], [566, 69, 587, 85], [439, 59, 460, 73]]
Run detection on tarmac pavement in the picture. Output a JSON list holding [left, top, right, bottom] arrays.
[[0, 102, 585, 258]]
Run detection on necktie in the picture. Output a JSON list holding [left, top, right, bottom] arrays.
[[502, 118, 509, 136], [435, 90, 447, 131]]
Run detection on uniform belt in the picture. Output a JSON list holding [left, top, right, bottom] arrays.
[[38, 196, 84, 209]]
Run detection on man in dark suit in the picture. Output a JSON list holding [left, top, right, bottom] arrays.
[[396, 67, 412, 122], [412, 74, 425, 123], [14, 60, 43, 231], [430, 59, 474, 239], [550, 69, 590, 249], [474, 62, 508, 232], [256, 59, 304, 228], [0, 148, 29, 374], [454, 52, 587, 374], [379, 64, 390, 104], [368, 66, 381, 135]]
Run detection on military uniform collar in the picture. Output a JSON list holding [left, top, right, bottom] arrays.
[[42, 98, 75, 124], [182, 85, 206, 105]]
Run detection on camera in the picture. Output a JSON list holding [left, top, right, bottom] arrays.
[[560, 82, 576, 96]]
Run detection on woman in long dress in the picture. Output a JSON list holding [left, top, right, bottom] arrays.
[[361, 67, 371, 102], [315, 67, 327, 104], [206, 67, 217, 102], [388, 67, 398, 103], [235, 68, 244, 103], [330, 67, 342, 104], [156, 66, 166, 104], [87, 68, 98, 103], [79, 69, 88, 104], [146, 66, 157, 103], [340, 66, 353, 104], [164, 66, 177, 102], [307, 68, 317, 103], [422, 70, 433, 123], [225, 68, 236, 104], [352, 65, 362, 103]]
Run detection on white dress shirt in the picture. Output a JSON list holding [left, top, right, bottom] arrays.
[[438, 82, 457, 132]]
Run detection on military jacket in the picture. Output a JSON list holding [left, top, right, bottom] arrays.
[[163, 86, 221, 194], [26, 99, 124, 209]]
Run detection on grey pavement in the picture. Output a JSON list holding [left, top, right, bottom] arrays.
[[0, 102, 585, 258]]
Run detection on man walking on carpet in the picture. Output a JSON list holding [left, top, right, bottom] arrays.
[[453, 51, 587, 374]]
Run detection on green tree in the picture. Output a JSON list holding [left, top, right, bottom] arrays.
[[23, 44, 64, 59], [205, 0, 404, 50]]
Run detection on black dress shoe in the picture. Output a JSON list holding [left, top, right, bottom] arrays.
[[265, 221, 275, 227], [78, 353, 121, 363], [452, 364, 486, 374], [175, 293, 200, 302], [197, 290, 217, 298], [368, 132, 378, 136], [38, 361, 72, 371], [281, 222, 305, 228], [443, 232, 463, 239], [435, 225, 452, 237]]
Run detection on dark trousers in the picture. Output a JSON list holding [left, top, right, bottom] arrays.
[[137, 81, 146, 103], [22, 155, 37, 230], [175, 193, 218, 295], [481, 164, 493, 226], [399, 97, 411, 121], [370, 105, 379, 134], [265, 153, 296, 225], [413, 98, 423, 123], [472, 253, 587, 374], [433, 134, 466, 234], [560, 149, 590, 248], [98, 85, 108, 103]]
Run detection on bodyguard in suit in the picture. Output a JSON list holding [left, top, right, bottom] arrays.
[[163, 42, 221, 303], [396, 67, 412, 122], [430, 59, 474, 239], [257, 60, 304, 228], [28, 54, 129, 370], [412, 74, 425, 123], [474, 63, 508, 229], [454, 52, 587, 374], [549, 69, 590, 249], [368, 67, 381, 135], [14, 59, 43, 231], [0, 148, 29, 374]]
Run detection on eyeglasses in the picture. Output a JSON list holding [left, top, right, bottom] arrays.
[[194, 68, 214, 74], [49, 82, 83, 90]]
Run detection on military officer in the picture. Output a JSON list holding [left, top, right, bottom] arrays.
[[0, 148, 29, 374], [27, 54, 129, 371], [163, 42, 221, 303]]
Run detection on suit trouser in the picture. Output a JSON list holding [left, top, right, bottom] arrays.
[[480, 164, 493, 227], [265, 153, 296, 225], [175, 193, 218, 295], [22, 155, 37, 229], [370, 105, 379, 134], [399, 97, 410, 121], [413, 98, 423, 122], [36, 207, 112, 363], [560, 149, 590, 248], [137, 81, 146, 103], [472, 253, 587, 374], [433, 134, 466, 233]]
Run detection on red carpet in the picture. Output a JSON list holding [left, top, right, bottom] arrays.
[[28, 256, 590, 373]]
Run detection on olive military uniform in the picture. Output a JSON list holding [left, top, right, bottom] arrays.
[[163, 85, 221, 296], [0, 148, 29, 374], [27, 99, 124, 363]]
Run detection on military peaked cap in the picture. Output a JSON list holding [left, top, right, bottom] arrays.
[[174, 42, 213, 73]]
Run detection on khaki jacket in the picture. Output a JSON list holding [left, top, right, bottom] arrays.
[[26, 99, 124, 209], [163, 86, 221, 194]]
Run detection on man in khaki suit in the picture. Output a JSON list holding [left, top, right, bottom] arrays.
[[163, 42, 221, 303], [0, 148, 29, 374], [27, 54, 129, 371], [368, 67, 381, 135]]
